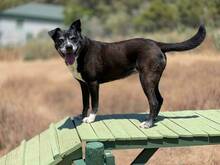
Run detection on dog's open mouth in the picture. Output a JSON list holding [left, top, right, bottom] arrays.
[[65, 54, 75, 65]]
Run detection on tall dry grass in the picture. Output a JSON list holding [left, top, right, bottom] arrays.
[[0, 50, 220, 164]]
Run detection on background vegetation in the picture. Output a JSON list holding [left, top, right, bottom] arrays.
[[1, 0, 220, 60], [1, 0, 220, 164], [64, 0, 220, 36], [1, 0, 220, 35]]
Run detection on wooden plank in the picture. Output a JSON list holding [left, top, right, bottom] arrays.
[[90, 117, 115, 141], [126, 114, 163, 139], [25, 135, 40, 165], [55, 117, 82, 157], [40, 130, 58, 165], [103, 137, 212, 150], [107, 115, 147, 140], [194, 112, 220, 132], [153, 121, 179, 138], [196, 110, 220, 124], [185, 111, 220, 136], [5, 147, 19, 165], [49, 123, 62, 161], [161, 111, 208, 137], [158, 115, 193, 137], [59, 148, 82, 165], [100, 116, 131, 140], [118, 119, 147, 140], [18, 140, 26, 165], [5, 140, 25, 165], [0, 156, 6, 165], [73, 117, 98, 141]]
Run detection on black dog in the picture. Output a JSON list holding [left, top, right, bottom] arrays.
[[48, 19, 206, 128]]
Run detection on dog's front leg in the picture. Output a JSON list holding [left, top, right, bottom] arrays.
[[82, 81, 99, 123], [78, 80, 90, 119]]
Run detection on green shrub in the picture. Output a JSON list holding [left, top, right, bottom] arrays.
[[104, 11, 131, 36], [133, 0, 179, 32], [213, 34, 220, 51], [23, 38, 57, 61]]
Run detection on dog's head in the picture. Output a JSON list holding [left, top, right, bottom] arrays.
[[48, 19, 83, 65]]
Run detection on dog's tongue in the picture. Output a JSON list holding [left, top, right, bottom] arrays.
[[65, 54, 75, 65]]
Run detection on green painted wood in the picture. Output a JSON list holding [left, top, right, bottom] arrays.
[[73, 159, 86, 165], [40, 130, 58, 165], [125, 114, 163, 139], [55, 117, 81, 156], [2, 109, 220, 165], [180, 111, 220, 136], [73, 117, 98, 141], [127, 111, 179, 139], [0, 156, 6, 165], [104, 150, 115, 165], [58, 148, 82, 165], [85, 142, 104, 165], [114, 115, 147, 140], [5, 147, 19, 165], [5, 140, 26, 165], [103, 137, 212, 150], [90, 119, 115, 141], [131, 148, 158, 165], [196, 110, 220, 124], [158, 115, 193, 137], [102, 117, 131, 140], [195, 113, 220, 132], [25, 135, 40, 165], [49, 123, 62, 161], [19, 140, 26, 165], [153, 121, 179, 138], [161, 111, 208, 136]]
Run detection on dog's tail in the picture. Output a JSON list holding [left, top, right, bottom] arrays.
[[155, 25, 206, 53]]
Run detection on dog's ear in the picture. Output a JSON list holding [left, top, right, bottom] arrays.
[[48, 28, 61, 40], [70, 19, 81, 32]]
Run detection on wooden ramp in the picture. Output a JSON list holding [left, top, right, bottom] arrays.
[[1, 109, 220, 165]]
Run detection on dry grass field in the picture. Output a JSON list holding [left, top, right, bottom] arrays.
[[0, 49, 220, 164]]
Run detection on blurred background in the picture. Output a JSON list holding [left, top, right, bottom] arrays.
[[0, 0, 220, 164]]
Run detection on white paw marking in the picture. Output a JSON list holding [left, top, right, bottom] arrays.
[[139, 121, 151, 129], [82, 113, 96, 123]]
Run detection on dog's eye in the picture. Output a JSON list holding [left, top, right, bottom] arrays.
[[58, 38, 64, 42], [70, 36, 77, 41], [57, 38, 64, 44]]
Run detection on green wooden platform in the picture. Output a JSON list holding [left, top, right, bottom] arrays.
[[1, 109, 220, 165]]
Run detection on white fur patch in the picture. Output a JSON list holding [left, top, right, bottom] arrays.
[[82, 113, 96, 123], [139, 121, 151, 128], [67, 58, 85, 82]]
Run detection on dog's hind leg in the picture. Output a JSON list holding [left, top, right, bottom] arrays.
[[138, 71, 161, 128], [137, 51, 166, 128], [154, 83, 163, 120]]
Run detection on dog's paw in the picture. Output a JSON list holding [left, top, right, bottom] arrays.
[[139, 121, 153, 129], [82, 113, 96, 123]]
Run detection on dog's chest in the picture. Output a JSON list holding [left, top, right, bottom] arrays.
[[67, 60, 85, 82]]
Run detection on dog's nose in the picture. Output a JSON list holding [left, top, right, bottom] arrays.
[[65, 44, 73, 51]]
